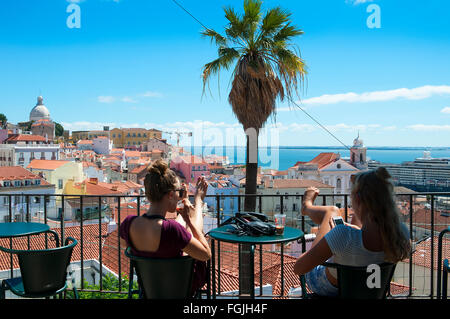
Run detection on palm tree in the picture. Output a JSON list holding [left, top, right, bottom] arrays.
[[202, 0, 307, 213], [201, 0, 307, 297]]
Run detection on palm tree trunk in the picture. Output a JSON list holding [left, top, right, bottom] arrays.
[[240, 131, 258, 297]]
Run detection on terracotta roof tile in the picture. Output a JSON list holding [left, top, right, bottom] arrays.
[[5, 134, 47, 142], [264, 179, 334, 189], [27, 159, 70, 170]]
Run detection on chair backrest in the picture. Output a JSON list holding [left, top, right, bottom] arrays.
[[125, 247, 194, 299], [15, 237, 77, 295], [327, 262, 396, 299]]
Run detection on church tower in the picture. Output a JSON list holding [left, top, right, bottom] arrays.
[[350, 132, 368, 170]]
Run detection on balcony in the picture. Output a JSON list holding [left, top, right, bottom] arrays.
[[0, 192, 448, 299]]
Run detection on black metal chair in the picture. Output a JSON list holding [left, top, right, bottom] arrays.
[[125, 247, 196, 299], [0, 237, 78, 299], [300, 261, 396, 299]]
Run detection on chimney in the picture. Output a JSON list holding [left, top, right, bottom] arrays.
[[107, 220, 117, 234]]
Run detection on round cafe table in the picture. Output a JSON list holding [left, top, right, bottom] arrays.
[[208, 225, 305, 299], [0, 222, 50, 238]]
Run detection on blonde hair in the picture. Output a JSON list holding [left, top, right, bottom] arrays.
[[352, 167, 411, 263], [144, 160, 178, 202]]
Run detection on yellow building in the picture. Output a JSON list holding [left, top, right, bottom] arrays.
[[110, 128, 162, 148], [27, 159, 85, 194]]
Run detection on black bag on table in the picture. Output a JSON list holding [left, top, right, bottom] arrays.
[[219, 212, 276, 236]]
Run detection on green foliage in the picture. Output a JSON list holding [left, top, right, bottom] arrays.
[[55, 122, 64, 136], [0, 113, 7, 128], [66, 273, 139, 299]]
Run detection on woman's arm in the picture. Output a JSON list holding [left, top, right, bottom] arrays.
[[180, 200, 211, 261], [293, 237, 333, 275]]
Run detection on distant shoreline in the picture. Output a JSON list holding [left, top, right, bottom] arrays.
[[189, 146, 450, 150]]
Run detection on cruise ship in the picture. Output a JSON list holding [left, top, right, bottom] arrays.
[[368, 151, 450, 192]]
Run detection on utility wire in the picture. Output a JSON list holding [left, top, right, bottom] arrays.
[[171, 0, 210, 31], [170, 0, 352, 151], [287, 97, 352, 151]]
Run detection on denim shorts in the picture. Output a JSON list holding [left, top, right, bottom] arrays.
[[305, 265, 338, 297]]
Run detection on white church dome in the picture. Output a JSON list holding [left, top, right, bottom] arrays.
[[30, 96, 51, 122]]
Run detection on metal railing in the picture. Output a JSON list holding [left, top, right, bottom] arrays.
[[0, 191, 448, 299]]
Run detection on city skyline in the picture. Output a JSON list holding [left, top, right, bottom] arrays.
[[1, 0, 449, 147]]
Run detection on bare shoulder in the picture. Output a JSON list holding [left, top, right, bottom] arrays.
[[129, 216, 162, 252]]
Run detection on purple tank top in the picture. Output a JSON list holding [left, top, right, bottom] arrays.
[[119, 215, 192, 258], [119, 214, 207, 295]]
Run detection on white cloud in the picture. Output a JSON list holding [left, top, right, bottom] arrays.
[[291, 85, 450, 107], [346, 0, 373, 5], [97, 96, 115, 103], [121, 97, 138, 103], [441, 107, 450, 114], [97, 91, 163, 104], [406, 124, 450, 132], [139, 91, 163, 98]]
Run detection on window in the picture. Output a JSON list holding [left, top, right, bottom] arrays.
[[132, 133, 136, 137], [143, 133, 147, 137], [336, 178, 342, 189], [337, 163, 341, 169], [14, 181, 21, 187], [58, 179, 63, 190], [112, 134, 116, 138], [138, 133, 141, 137], [35, 179, 41, 185]]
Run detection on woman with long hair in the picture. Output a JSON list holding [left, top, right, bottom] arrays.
[[293, 167, 410, 296]]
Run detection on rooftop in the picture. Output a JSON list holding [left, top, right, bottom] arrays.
[[264, 179, 334, 189], [5, 134, 47, 143], [27, 159, 71, 170]]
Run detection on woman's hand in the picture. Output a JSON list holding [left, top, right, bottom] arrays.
[[181, 183, 188, 200], [180, 198, 195, 224], [302, 187, 319, 211], [194, 176, 208, 203]]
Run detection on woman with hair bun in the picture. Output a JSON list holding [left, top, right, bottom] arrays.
[[119, 160, 211, 296], [293, 167, 411, 297]]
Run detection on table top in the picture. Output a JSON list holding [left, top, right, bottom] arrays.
[[0, 222, 50, 238], [208, 225, 304, 245]]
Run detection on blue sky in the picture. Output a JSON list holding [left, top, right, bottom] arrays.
[[1, 0, 449, 147]]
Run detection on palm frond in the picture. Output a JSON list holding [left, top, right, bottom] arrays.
[[201, 28, 227, 46], [242, 0, 262, 42], [273, 23, 304, 44], [260, 7, 290, 36], [202, 47, 240, 95]]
